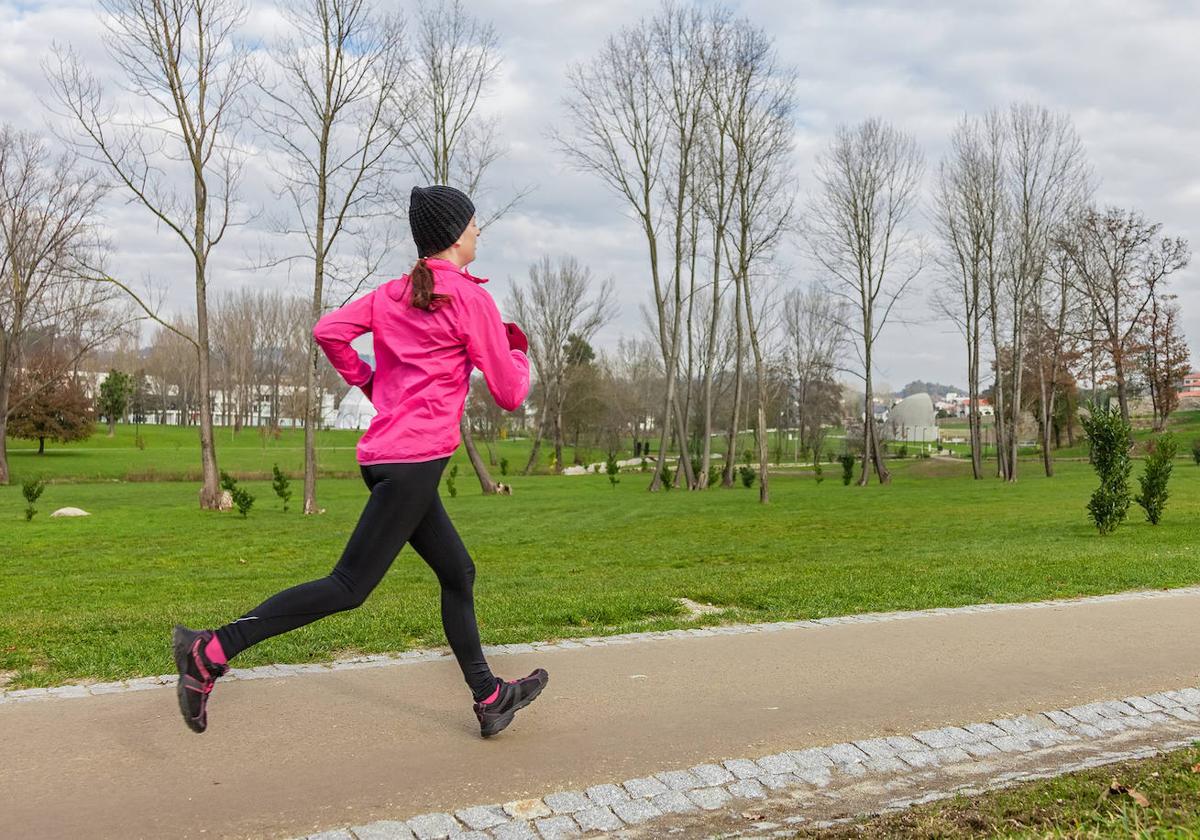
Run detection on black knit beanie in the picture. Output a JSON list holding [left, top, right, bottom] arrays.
[[409, 185, 475, 258]]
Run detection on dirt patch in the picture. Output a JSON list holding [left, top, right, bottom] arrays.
[[676, 597, 727, 620]]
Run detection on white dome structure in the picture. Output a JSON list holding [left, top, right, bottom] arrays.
[[883, 392, 938, 444], [334, 385, 376, 430]]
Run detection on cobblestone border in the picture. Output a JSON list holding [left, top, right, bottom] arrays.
[[3, 584, 1198, 704], [296, 686, 1200, 840]]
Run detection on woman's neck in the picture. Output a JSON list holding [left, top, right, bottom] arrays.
[[430, 251, 470, 269]]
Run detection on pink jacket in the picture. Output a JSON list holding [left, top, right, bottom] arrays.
[[313, 258, 530, 464]]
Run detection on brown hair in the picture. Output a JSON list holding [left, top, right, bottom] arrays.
[[410, 258, 450, 311]]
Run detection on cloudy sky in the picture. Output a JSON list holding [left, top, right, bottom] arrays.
[[2, 0, 1197, 391]]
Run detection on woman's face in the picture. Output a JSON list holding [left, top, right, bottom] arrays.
[[455, 216, 481, 265]]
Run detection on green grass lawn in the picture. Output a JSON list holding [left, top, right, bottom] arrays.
[[3, 455, 1200, 689], [4, 422, 615, 483], [936, 410, 1200, 462], [795, 744, 1200, 838]]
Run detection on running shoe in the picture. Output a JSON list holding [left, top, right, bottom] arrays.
[[474, 669, 549, 738], [172, 625, 228, 734]]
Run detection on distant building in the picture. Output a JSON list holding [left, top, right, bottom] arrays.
[[1179, 372, 1200, 398]]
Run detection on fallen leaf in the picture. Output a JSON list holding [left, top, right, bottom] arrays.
[[741, 812, 765, 821], [1105, 779, 1149, 807], [1191, 763, 1200, 774]]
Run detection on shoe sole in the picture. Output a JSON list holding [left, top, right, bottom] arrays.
[[481, 671, 549, 738], [172, 625, 206, 734]]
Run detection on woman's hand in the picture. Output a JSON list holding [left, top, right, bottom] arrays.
[[503, 322, 529, 354]]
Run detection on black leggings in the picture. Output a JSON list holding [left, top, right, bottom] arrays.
[[213, 458, 496, 700]]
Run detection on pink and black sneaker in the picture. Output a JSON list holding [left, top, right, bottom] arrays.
[[172, 625, 228, 734], [474, 669, 549, 738]]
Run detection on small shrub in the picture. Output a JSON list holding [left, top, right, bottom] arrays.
[[1191, 439, 1200, 465], [231, 485, 255, 518], [660, 462, 673, 490], [1136, 434, 1176, 525], [813, 460, 824, 484], [896, 444, 908, 459], [917, 451, 931, 460], [22, 476, 45, 521], [446, 463, 459, 498], [839, 454, 856, 486], [499, 457, 509, 476], [1079, 403, 1133, 535], [738, 465, 756, 488], [271, 464, 292, 512], [708, 464, 722, 488], [605, 454, 620, 487], [220, 471, 255, 517], [742, 448, 753, 464], [640, 457, 648, 472]]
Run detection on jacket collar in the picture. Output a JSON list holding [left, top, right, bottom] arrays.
[[385, 258, 488, 301], [423, 257, 488, 285]]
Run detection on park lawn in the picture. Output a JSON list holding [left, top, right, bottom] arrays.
[[3, 457, 1200, 688], [936, 410, 1200, 462], [4, 422, 613, 484], [793, 744, 1200, 838], [5, 421, 837, 485]]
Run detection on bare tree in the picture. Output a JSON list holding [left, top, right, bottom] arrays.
[[719, 16, 795, 503], [509, 255, 614, 474], [995, 103, 1089, 482], [558, 16, 671, 490], [1027, 243, 1084, 476], [806, 118, 924, 486], [1141, 291, 1190, 431], [49, 0, 252, 508], [932, 112, 1005, 479], [693, 6, 739, 489], [0, 127, 115, 484], [782, 283, 845, 462], [257, 0, 409, 513], [402, 0, 526, 494], [1060, 206, 1189, 424]]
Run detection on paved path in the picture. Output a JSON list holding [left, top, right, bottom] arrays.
[[4, 588, 1200, 840]]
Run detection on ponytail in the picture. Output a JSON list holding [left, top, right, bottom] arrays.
[[410, 257, 450, 311]]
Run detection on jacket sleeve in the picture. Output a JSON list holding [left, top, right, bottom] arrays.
[[312, 290, 375, 389], [459, 288, 530, 412]]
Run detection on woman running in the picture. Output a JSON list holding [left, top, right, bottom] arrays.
[[172, 184, 548, 739]]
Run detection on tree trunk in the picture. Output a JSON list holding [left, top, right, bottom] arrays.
[[38, 436, 45, 455], [462, 417, 497, 494], [741, 263, 770, 503], [0, 408, 8, 485], [699, 228, 722, 489], [722, 273, 745, 488], [987, 289, 1009, 481], [302, 338, 322, 514], [523, 398, 547, 475], [1114, 361, 1130, 425], [195, 258, 222, 509], [650, 373, 676, 492], [1007, 312, 1024, 483], [107, 418, 116, 437], [967, 312, 983, 480], [869, 417, 890, 484], [553, 395, 565, 474]]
